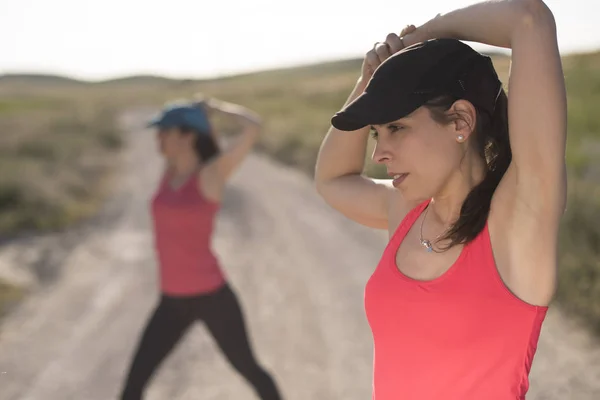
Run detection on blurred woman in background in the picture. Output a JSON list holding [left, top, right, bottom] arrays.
[[119, 97, 283, 400]]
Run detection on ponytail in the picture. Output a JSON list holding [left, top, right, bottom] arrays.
[[183, 101, 221, 163], [425, 89, 511, 248], [193, 133, 220, 163]]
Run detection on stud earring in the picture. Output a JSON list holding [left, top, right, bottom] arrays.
[[456, 134, 465, 142]]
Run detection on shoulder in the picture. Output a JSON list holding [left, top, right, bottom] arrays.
[[197, 165, 224, 203], [158, 166, 173, 186], [387, 192, 426, 239]]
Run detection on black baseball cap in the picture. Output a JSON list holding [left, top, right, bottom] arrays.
[[331, 38, 503, 131]]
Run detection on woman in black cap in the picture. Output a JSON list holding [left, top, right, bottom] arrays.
[[119, 98, 283, 400], [315, 0, 566, 398]]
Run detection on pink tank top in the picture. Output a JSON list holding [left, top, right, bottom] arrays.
[[150, 171, 226, 296], [365, 200, 548, 400]]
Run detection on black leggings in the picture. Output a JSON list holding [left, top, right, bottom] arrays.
[[119, 284, 282, 400]]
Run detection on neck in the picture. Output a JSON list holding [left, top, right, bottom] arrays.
[[168, 152, 201, 177], [429, 155, 486, 226]]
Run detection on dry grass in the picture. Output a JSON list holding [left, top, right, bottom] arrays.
[[0, 94, 122, 236], [1, 50, 599, 333]]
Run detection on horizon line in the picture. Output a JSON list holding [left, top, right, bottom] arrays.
[[1, 47, 598, 84]]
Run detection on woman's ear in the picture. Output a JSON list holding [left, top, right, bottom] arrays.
[[449, 99, 477, 140]]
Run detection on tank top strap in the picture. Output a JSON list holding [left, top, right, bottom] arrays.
[[387, 199, 430, 249], [464, 219, 507, 284], [187, 170, 221, 207]]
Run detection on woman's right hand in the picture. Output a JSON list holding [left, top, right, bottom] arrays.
[[360, 25, 417, 83], [192, 93, 221, 118]]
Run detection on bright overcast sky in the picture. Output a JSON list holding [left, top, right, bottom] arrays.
[[1, 0, 598, 81]]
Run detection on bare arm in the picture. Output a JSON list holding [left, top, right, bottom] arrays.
[[405, 0, 567, 304], [203, 99, 262, 182], [315, 27, 423, 231], [315, 76, 398, 230]]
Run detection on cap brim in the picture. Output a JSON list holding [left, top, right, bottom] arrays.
[[331, 92, 382, 131], [146, 117, 177, 129], [146, 116, 163, 128], [331, 91, 429, 132]]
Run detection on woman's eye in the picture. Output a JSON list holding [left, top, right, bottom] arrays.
[[369, 129, 378, 139], [387, 124, 404, 133]]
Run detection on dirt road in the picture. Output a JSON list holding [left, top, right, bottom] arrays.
[[0, 109, 599, 400]]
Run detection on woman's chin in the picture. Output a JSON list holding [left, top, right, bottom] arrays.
[[398, 187, 431, 204]]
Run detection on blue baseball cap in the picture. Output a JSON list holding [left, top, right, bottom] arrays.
[[147, 104, 211, 135]]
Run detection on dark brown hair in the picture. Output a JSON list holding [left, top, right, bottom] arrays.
[[424, 89, 511, 249], [179, 125, 221, 163]]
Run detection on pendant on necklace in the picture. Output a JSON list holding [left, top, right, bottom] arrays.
[[420, 239, 434, 253]]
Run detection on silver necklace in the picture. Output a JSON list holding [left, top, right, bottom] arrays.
[[419, 203, 446, 253]]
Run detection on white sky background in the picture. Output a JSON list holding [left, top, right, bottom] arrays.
[[1, 0, 599, 81]]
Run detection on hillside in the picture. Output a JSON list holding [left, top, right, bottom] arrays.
[[1, 51, 600, 334]]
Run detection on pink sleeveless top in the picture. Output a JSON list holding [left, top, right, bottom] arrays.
[[365, 200, 548, 400], [150, 171, 226, 296]]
